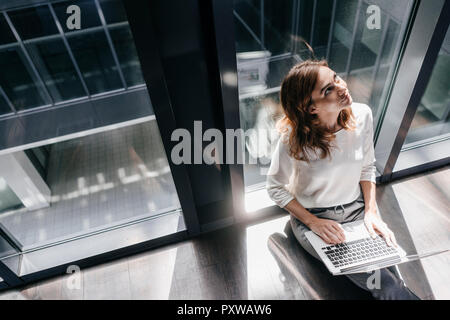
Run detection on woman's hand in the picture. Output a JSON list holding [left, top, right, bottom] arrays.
[[364, 210, 398, 247], [307, 217, 346, 245]]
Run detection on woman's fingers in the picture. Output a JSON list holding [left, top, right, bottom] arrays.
[[323, 228, 341, 244], [384, 228, 398, 247], [316, 217, 398, 248], [389, 230, 398, 247], [318, 232, 332, 244], [330, 223, 346, 242], [374, 222, 396, 247], [313, 219, 345, 244], [364, 220, 377, 239]]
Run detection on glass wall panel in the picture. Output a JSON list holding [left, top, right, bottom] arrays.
[[0, 94, 12, 116], [262, 1, 294, 55], [234, 0, 260, 49], [0, 47, 46, 110], [0, 233, 21, 278], [311, 0, 333, 58], [25, 38, 86, 102], [67, 30, 122, 94], [109, 25, 144, 87], [53, 0, 101, 33], [0, 119, 182, 250], [369, 20, 401, 120], [0, 14, 15, 45], [234, 13, 262, 53], [0, 0, 186, 258], [403, 26, 450, 147], [99, 0, 128, 24], [0, 0, 148, 113], [8, 6, 58, 40], [233, 0, 414, 211], [0, 177, 23, 214], [327, 0, 359, 73]]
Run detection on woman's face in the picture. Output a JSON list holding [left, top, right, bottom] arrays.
[[309, 66, 352, 115]]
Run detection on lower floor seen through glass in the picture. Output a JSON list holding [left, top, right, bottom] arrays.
[[0, 119, 184, 251]]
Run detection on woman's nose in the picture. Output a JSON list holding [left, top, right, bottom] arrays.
[[336, 82, 347, 95]]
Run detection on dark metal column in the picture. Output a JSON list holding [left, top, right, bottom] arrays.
[[211, 0, 246, 222], [123, 0, 201, 235]]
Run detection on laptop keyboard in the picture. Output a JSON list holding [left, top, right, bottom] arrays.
[[321, 237, 398, 268]]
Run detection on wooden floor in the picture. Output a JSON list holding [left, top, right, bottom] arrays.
[[0, 166, 448, 300]]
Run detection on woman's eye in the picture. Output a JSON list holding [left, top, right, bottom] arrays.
[[325, 86, 334, 96]]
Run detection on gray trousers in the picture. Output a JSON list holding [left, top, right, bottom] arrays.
[[290, 193, 420, 300]]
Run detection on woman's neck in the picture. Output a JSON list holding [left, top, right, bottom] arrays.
[[318, 111, 341, 132]]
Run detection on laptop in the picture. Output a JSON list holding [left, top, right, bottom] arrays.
[[305, 219, 407, 275]]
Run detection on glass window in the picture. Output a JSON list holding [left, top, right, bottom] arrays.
[[263, 1, 295, 55], [99, 0, 128, 24], [0, 47, 46, 110], [52, 0, 101, 33], [8, 6, 58, 40], [0, 93, 12, 115], [0, 120, 182, 251], [234, 13, 262, 53], [25, 38, 86, 102], [0, 14, 15, 45], [234, 0, 260, 45], [0, 0, 187, 277], [109, 26, 144, 87], [0, 233, 21, 277], [403, 25, 450, 147], [233, 0, 414, 211], [326, 0, 359, 73], [0, 177, 23, 214], [311, 0, 333, 57], [67, 30, 122, 94], [369, 19, 402, 119]]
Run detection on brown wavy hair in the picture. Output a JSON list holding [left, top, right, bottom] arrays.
[[277, 59, 355, 162]]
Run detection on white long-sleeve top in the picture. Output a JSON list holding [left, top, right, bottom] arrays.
[[266, 102, 377, 209]]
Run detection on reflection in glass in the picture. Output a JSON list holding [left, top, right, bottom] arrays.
[[8, 6, 58, 40], [233, 0, 414, 203], [0, 235, 16, 260], [263, 1, 294, 55], [310, 0, 332, 58], [109, 26, 144, 87], [234, 14, 262, 53], [368, 20, 401, 117], [67, 30, 122, 94], [52, 0, 101, 33], [240, 91, 283, 189], [234, 0, 260, 49], [348, 2, 380, 71], [0, 93, 12, 115], [0, 120, 182, 250], [99, 0, 128, 24], [0, 48, 46, 110], [327, 0, 359, 73], [0, 14, 15, 45], [0, 177, 23, 214], [25, 38, 86, 102], [0, 233, 20, 276], [404, 26, 450, 147]]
